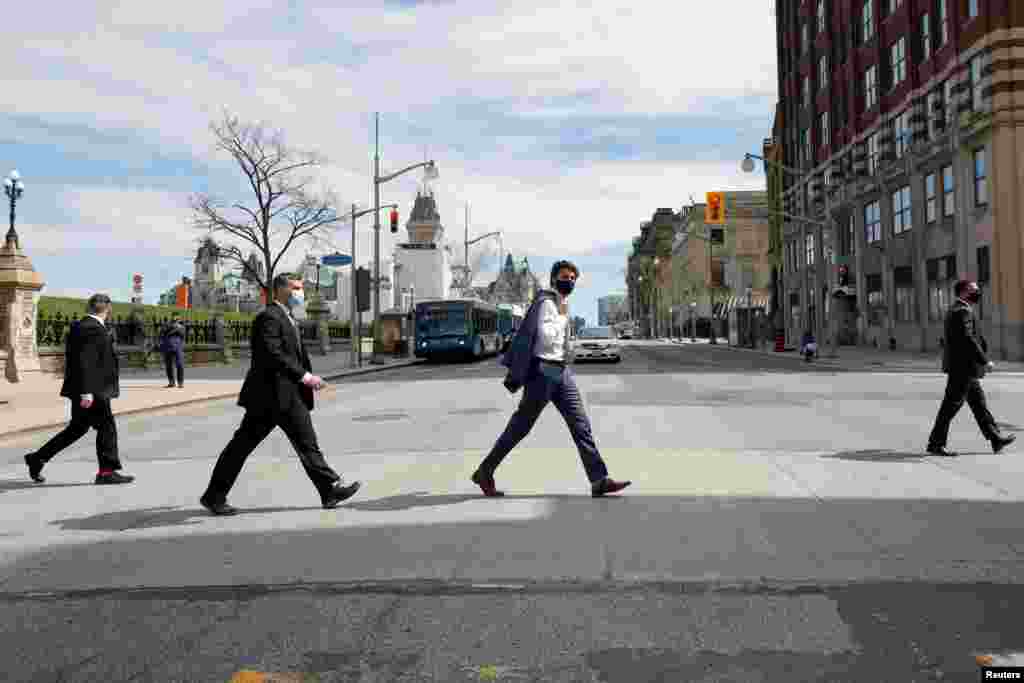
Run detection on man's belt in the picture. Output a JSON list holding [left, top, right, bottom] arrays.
[[538, 358, 566, 367]]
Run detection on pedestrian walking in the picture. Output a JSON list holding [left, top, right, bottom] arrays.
[[926, 280, 1016, 457], [471, 260, 631, 498], [159, 316, 186, 388], [199, 274, 360, 515], [24, 294, 135, 485]]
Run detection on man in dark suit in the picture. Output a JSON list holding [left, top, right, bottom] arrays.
[[24, 293, 135, 485], [199, 273, 360, 515], [927, 280, 1016, 457], [471, 260, 631, 498]]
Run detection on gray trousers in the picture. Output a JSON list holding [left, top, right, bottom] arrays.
[[480, 360, 609, 483]]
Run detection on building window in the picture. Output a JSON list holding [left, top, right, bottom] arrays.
[[803, 76, 811, 108], [865, 65, 878, 110], [847, 213, 855, 257], [862, 0, 874, 43], [942, 165, 955, 216], [865, 201, 881, 243], [819, 55, 829, 90], [927, 256, 955, 321], [968, 0, 978, 19], [820, 111, 830, 149], [894, 110, 910, 158], [806, 232, 816, 265], [890, 38, 906, 87], [802, 127, 811, 164], [971, 55, 984, 112], [938, 0, 948, 46], [921, 13, 932, 61], [802, 23, 809, 54], [892, 185, 912, 234], [817, 0, 826, 33], [974, 148, 988, 206], [926, 173, 937, 222], [927, 90, 942, 139], [944, 80, 956, 123], [867, 132, 880, 174], [867, 273, 884, 323], [887, 0, 902, 14], [895, 267, 915, 322]]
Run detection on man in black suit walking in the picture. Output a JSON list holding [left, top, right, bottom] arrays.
[[24, 293, 135, 485], [927, 280, 1016, 457], [199, 273, 360, 515]]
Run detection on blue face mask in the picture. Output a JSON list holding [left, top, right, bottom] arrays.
[[288, 294, 303, 308], [555, 279, 575, 296]]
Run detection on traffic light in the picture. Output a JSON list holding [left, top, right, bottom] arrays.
[[390, 208, 399, 233], [710, 228, 724, 244], [705, 191, 725, 224], [356, 267, 370, 312], [838, 264, 850, 287]]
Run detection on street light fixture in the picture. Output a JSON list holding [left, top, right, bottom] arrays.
[[4, 170, 25, 248], [372, 112, 439, 364]]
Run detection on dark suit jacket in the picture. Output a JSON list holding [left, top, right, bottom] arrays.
[[60, 317, 120, 400], [159, 322, 186, 352], [941, 299, 989, 379], [239, 303, 314, 414], [500, 289, 558, 393]]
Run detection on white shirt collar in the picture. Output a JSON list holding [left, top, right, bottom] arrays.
[[87, 314, 106, 326]]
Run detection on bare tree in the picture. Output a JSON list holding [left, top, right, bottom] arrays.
[[190, 112, 345, 297]]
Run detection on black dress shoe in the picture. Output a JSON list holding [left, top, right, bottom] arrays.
[[322, 481, 361, 509], [926, 445, 958, 457], [993, 434, 1017, 454], [471, 470, 505, 497], [592, 477, 632, 497], [200, 497, 239, 516], [94, 472, 135, 485], [24, 454, 44, 483]]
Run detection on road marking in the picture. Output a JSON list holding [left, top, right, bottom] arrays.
[[228, 672, 310, 682]]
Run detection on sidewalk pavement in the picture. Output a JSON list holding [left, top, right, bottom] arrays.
[[0, 352, 423, 439], [673, 337, 1024, 373]]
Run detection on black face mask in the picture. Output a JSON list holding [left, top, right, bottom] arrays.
[[965, 289, 981, 304], [555, 279, 575, 296]]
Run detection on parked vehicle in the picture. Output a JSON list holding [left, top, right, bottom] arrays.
[[572, 326, 622, 363]]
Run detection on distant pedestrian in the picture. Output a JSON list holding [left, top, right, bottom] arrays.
[[159, 316, 186, 388], [800, 330, 816, 362], [199, 274, 360, 515], [926, 280, 1016, 457], [471, 260, 631, 498], [23, 294, 135, 485]]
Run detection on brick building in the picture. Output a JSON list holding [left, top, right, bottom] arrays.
[[774, 0, 1024, 357]]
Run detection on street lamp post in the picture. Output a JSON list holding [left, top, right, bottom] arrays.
[[4, 170, 25, 248], [372, 112, 439, 363], [348, 201, 398, 368]]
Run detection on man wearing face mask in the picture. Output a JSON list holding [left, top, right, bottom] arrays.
[[471, 260, 631, 497], [199, 274, 360, 515], [927, 280, 1016, 457]]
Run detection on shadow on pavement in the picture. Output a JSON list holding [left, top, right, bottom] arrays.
[[52, 504, 331, 531], [345, 492, 628, 512], [0, 481, 95, 494], [823, 450, 929, 463]]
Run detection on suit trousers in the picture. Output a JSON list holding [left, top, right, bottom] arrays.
[[35, 398, 121, 471], [163, 348, 184, 385], [928, 374, 999, 447], [480, 361, 609, 483], [202, 401, 340, 503]]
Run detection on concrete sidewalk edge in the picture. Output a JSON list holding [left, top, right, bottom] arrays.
[[0, 359, 425, 440]]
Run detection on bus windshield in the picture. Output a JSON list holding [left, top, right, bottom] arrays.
[[417, 306, 468, 337]]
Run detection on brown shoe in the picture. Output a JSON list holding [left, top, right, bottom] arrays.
[[592, 477, 631, 497], [471, 470, 505, 497]]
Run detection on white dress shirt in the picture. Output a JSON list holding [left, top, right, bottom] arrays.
[[274, 301, 313, 384], [81, 314, 107, 402], [537, 297, 571, 362]]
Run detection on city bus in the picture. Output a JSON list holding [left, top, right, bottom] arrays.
[[496, 304, 524, 352], [414, 298, 500, 361]]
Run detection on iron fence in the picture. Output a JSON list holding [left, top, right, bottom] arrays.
[[36, 313, 221, 348]]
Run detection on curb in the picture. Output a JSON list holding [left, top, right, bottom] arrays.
[[0, 359, 425, 441]]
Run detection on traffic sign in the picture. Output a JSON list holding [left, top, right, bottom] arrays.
[[321, 252, 352, 267]]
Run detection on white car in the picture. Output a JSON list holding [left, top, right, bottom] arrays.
[[573, 326, 622, 362]]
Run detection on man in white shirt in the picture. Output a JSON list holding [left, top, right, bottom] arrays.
[[472, 260, 631, 497]]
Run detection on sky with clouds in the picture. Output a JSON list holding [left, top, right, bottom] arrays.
[[4, 0, 776, 326]]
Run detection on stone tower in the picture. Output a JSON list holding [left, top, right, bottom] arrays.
[[405, 190, 444, 245], [192, 237, 222, 309]]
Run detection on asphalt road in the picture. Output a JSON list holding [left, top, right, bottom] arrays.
[[3, 340, 1024, 682]]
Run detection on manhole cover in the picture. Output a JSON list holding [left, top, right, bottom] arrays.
[[351, 413, 409, 422], [449, 408, 502, 415]]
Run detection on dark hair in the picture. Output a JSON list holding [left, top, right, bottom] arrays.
[[272, 273, 293, 291], [549, 260, 579, 287], [954, 280, 976, 297], [86, 293, 112, 314]]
